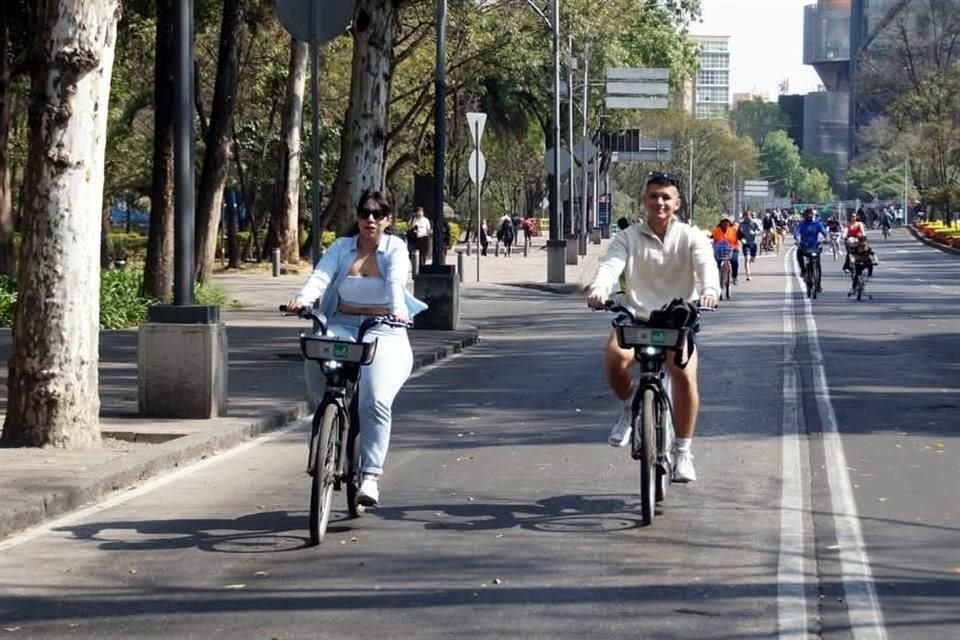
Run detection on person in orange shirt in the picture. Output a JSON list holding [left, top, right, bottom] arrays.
[[711, 216, 740, 284]]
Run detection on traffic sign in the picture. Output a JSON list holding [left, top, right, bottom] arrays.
[[543, 147, 572, 176], [572, 138, 597, 165], [466, 112, 487, 147], [468, 149, 486, 185], [275, 0, 354, 44], [605, 68, 670, 111], [743, 179, 769, 197]]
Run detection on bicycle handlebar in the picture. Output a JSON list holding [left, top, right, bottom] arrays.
[[279, 305, 413, 342]]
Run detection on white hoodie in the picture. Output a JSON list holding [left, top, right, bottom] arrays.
[[588, 218, 720, 321]]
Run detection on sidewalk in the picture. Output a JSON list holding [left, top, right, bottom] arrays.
[[0, 234, 605, 540]]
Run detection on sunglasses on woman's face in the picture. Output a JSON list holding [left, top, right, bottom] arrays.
[[358, 206, 389, 221]]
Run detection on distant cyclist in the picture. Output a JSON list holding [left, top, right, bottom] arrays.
[[586, 171, 719, 483], [793, 208, 829, 292], [711, 216, 741, 284], [849, 236, 878, 292]]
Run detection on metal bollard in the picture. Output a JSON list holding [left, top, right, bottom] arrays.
[[523, 240, 529, 257], [412, 250, 420, 277], [456, 250, 464, 283], [272, 248, 281, 277]]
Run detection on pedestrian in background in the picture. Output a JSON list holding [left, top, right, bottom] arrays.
[[410, 206, 431, 269]]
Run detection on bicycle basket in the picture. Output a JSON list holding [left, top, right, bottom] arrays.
[[616, 324, 685, 350], [713, 242, 733, 261], [299, 335, 378, 365]]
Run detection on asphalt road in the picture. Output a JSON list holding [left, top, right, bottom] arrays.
[[0, 228, 957, 640]]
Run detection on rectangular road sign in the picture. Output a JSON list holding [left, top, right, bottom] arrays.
[[605, 81, 669, 96], [606, 68, 670, 81], [743, 180, 769, 188], [606, 96, 669, 110], [611, 150, 673, 162]]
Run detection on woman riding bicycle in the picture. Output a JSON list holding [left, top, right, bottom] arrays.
[[285, 189, 427, 507]]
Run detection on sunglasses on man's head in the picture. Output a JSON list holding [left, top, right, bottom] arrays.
[[646, 171, 680, 187], [358, 206, 389, 221]]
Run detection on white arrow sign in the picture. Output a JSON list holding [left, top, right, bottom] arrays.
[[468, 149, 487, 185], [466, 112, 487, 147]]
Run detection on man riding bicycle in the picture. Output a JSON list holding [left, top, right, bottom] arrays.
[[586, 172, 720, 483], [793, 208, 829, 292]]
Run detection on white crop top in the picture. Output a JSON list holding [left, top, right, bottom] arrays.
[[338, 275, 390, 307]]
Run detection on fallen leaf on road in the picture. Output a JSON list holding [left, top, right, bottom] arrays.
[[254, 571, 269, 578], [827, 544, 841, 550], [495, 533, 504, 539], [433, 512, 443, 517], [223, 584, 246, 590], [467, 496, 475, 502], [876, 497, 887, 502], [128, 567, 138, 575], [4, 627, 20, 632], [492, 578, 503, 585], [350, 536, 359, 543]]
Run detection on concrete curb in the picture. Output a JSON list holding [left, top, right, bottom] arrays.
[[0, 329, 479, 540], [506, 282, 584, 295], [906, 224, 960, 257]]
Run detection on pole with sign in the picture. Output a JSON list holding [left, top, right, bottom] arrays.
[[467, 112, 487, 282]]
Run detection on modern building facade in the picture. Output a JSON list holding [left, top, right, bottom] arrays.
[[801, 0, 920, 195], [690, 35, 731, 119], [801, 0, 852, 191]]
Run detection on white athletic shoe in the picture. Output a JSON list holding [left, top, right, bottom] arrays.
[[608, 406, 632, 447], [357, 475, 380, 506], [672, 449, 697, 483]]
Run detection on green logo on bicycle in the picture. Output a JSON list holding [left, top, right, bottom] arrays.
[[333, 344, 349, 359], [651, 330, 666, 344]]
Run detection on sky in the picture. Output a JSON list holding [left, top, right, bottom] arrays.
[[690, 0, 824, 98]]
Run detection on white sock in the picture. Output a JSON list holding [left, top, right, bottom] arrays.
[[675, 438, 692, 453]]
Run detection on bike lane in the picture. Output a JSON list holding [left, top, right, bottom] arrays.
[[0, 277, 796, 639], [796, 228, 960, 639]]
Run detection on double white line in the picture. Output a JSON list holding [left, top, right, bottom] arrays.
[[778, 249, 887, 639]]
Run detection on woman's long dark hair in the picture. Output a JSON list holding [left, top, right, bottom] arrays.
[[347, 188, 394, 236]]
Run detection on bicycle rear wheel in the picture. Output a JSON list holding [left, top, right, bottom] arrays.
[[309, 403, 340, 545], [638, 388, 657, 526]]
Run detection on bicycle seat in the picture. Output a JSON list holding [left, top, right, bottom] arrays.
[[299, 335, 378, 365]]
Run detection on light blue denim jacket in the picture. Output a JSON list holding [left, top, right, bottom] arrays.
[[294, 233, 428, 318]]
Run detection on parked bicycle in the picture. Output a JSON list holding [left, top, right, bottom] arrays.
[[281, 305, 411, 545], [601, 299, 705, 526]]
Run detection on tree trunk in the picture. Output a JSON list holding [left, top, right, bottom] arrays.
[[266, 38, 306, 263], [2, 0, 120, 448], [0, 9, 16, 277], [194, 0, 243, 284], [143, 0, 175, 301], [320, 0, 397, 235]]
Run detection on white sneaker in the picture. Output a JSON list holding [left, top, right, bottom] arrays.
[[357, 475, 380, 506], [672, 449, 697, 483], [608, 406, 632, 447]]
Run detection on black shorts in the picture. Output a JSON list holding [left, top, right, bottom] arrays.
[[742, 242, 758, 258]]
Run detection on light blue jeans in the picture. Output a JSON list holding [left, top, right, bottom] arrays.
[[304, 313, 413, 476]]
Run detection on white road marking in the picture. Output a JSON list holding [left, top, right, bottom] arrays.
[[794, 257, 888, 640], [778, 249, 809, 640]]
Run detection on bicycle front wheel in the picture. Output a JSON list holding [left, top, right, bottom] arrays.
[[345, 400, 365, 519], [309, 403, 340, 545], [638, 388, 657, 526]]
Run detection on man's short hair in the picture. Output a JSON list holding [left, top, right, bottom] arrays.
[[645, 171, 681, 193]]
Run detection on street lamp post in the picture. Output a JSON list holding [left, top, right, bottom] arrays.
[[433, 0, 447, 267], [505, 0, 565, 282]]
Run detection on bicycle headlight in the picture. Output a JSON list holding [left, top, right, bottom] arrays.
[[644, 346, 658, 356], [322, 360, 342, 373]]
